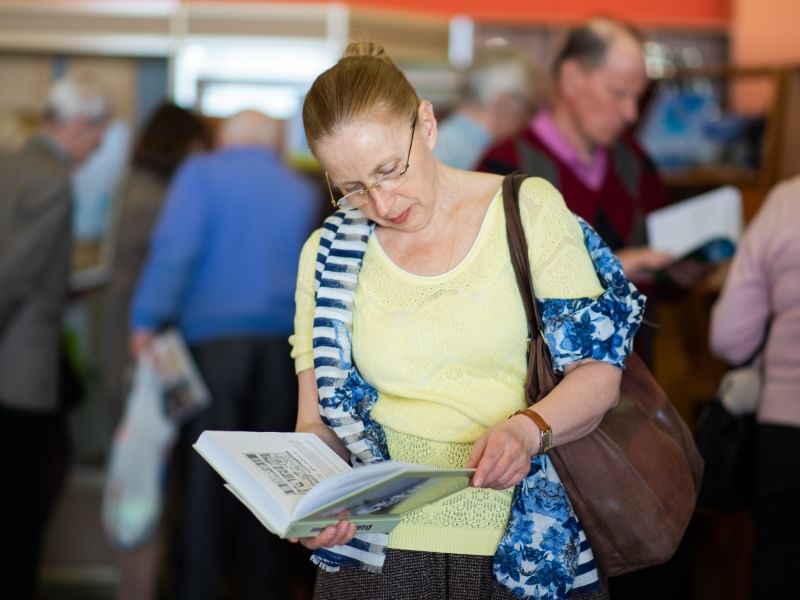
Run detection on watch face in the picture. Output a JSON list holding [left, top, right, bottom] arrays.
[[541, 430, 553, 454]]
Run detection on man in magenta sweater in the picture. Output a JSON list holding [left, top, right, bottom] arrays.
[[479, 17, 672, 282]]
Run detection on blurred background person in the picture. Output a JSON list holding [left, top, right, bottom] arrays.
[[71, 119, 131, 245], [105, 102, 212, 425], [434, 44, 544, 170], [709, 175, 800, 600], [0, 71, 110, 600], [103, 101, 212, 600], [129, 109, 320, 600], [479, 17, 672, 282]]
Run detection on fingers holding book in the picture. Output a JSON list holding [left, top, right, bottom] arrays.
[[290, 519, 358, 549]]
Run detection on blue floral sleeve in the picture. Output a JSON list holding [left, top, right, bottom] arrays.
[[538, 217, 646, 371]]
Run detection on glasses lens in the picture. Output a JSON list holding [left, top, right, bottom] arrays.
[[338, 190, 368, 209]]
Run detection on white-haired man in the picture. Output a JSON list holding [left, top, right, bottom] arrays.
[[130, 109, 319, 600], [0, 71, 110, 598], [434, 45, 544, 170]]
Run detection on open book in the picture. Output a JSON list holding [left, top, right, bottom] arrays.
[[645, 186, 742, 290], [646, 185, 742, 258], [194, 430, 475, 538]]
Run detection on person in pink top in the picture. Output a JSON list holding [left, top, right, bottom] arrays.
[[710, 175, 800, 599]]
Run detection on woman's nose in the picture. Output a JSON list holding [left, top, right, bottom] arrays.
[[369, 187, 395, 217]]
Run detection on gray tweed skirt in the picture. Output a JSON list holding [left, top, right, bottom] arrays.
[[313, 549, 609, 600]]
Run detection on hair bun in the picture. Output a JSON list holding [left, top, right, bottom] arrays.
[[342, 41, 395, 67]]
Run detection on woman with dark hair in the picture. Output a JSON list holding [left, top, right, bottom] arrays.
[[103, 101, 211, 600]]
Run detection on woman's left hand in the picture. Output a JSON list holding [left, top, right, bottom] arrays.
[[466, 415, 537, 489]]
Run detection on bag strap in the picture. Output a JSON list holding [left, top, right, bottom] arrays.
[[501, 173, 559, 402], [740, 319, 771, 367]]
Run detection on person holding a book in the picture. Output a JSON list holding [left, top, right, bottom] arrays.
[[130, 110, 320, 600], [478, 19, 675, 376], [105, 101, 212, 600], [288, 41, 645, 599], [478, 17, 672, 282]]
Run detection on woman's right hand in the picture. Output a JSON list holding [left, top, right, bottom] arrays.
[[289, 519, 357, 550]]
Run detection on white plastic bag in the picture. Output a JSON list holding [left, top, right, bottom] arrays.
[[102, 356, 177, 548], [718, 364, 762, 415]]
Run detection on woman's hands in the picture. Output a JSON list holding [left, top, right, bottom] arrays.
[[289, 519, 357, 550], [466, 415, 538, 489]]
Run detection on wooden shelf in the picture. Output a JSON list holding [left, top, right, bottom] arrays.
[[648, 64, 800, 218], [662, 166, 760, 188]]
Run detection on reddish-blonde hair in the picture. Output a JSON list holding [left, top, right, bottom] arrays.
[[302, 42, 419, 153]]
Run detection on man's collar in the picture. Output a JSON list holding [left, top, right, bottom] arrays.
[[531, 111, 608, 190]]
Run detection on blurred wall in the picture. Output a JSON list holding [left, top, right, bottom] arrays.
[[184, 0, 731, 27], [731, 0, 800, 65]]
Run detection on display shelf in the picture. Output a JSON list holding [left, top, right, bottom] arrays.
[[644, 64, 800, 218]]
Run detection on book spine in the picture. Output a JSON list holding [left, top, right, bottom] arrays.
[[284, 515, 402, 538]]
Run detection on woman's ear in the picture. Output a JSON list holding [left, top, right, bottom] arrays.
[[418, 100, 438, 150]]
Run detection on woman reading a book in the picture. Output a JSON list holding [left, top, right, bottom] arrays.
[[288, 42, 645, 600]]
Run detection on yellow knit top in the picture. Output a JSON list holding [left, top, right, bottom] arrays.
[[290, 177, 603, 555]]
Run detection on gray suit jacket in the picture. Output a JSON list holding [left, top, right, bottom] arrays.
[[0, 136, 73, 412]]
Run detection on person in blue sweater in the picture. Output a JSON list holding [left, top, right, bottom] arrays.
[[130, 109, 320, 600]]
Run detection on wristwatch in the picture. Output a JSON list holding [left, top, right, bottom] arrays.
[[512, 408, 553, 455]]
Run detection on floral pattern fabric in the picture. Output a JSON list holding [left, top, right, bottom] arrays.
[[541, 217, 646, 372]]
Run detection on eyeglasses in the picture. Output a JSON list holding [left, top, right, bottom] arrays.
[[326, 114, 417, 209]]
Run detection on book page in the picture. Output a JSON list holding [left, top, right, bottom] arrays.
[[194, 431, 351, 531], [646, 186, 743, 257], [295, 462, 474, 521]]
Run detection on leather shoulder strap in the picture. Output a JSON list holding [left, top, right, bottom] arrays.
[[502, 172, 538, 336], [501, 172, 558, 401]]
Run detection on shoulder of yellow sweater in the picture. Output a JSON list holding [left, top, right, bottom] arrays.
[[516, 176, 577, 231], [518, 176, 567, 211], [298, 228, 324, 268], [302, 228, 323, 253]]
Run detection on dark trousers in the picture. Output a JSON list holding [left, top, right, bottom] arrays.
[[314, 549, 609, 600], [0, 404, 59, 600], [172, 336, 299, 600], [751, 423, 800, 600]]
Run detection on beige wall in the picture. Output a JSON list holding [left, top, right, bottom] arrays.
[[730, 0, 800, 114]]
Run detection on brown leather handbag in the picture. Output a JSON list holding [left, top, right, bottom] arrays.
[[502, 173, 704, 576]]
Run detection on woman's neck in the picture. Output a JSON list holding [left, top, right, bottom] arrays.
[[376, 167, 500, 276]]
